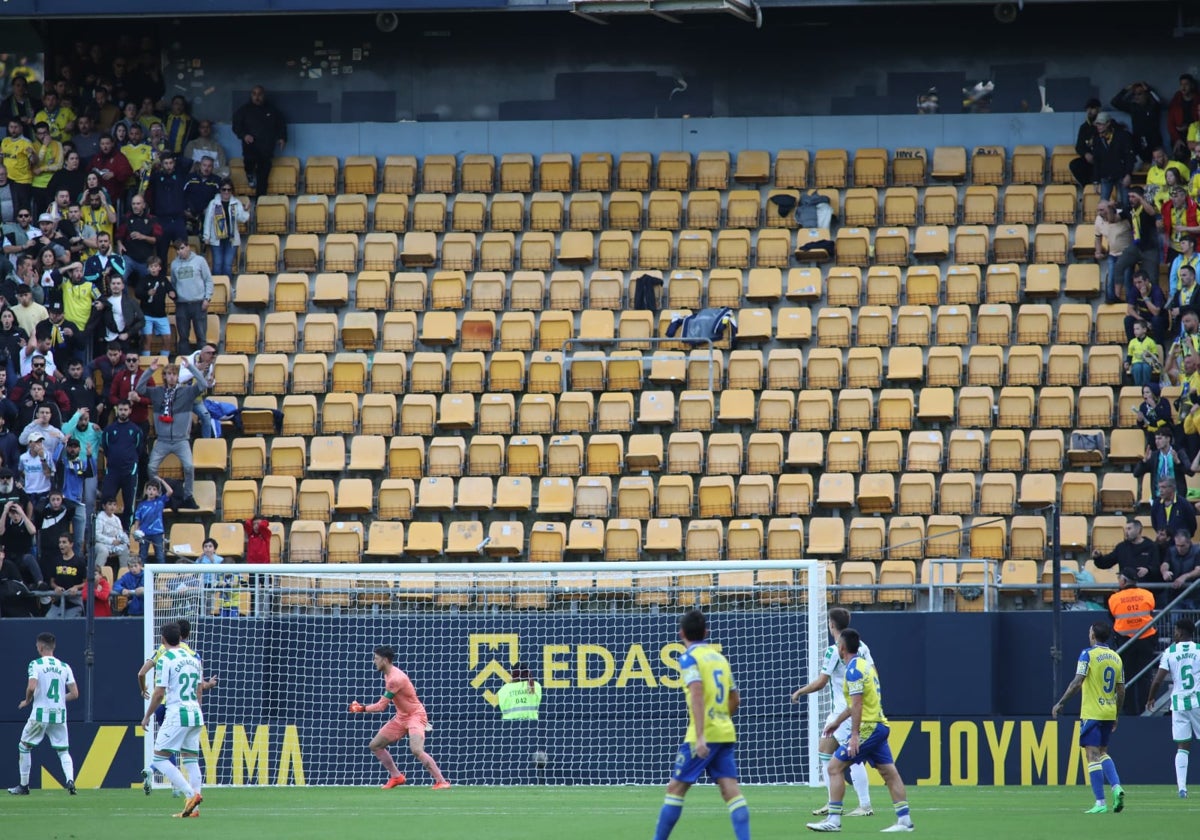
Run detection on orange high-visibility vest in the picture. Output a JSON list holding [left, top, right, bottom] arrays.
[[1108, 587, 1158, 637]]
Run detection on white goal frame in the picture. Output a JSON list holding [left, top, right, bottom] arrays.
[[143, 559, 828, 786]]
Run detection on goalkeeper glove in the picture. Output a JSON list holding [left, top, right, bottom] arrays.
[[349, 701, 366, 713]]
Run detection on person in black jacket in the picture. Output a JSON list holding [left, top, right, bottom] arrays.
[[1135, 428, 1192, 498], [147, 153, 188, 264], [1110, 82, 1164, 165], [1093, 518, 1163, 580], [99, 399, 144, 526], [1068, 98, 1103, 187], [1151, 478, 1199, 547], [1091, 111, 1137, 206], [231, 85, 286, 195]]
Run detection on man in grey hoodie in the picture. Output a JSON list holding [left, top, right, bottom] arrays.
[[169, 238, 212, 356], [135, 355, 207, 507]]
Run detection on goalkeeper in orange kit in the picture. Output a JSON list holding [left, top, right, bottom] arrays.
[[350, 645, 451, 790]]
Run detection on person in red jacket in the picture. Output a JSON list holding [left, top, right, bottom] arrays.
[[87, 135, 133, 205], [1168, 74, 1200, 162], [244, 517, 271, 564], [109, 351, 149, 430], [82, 566, 113, 617]]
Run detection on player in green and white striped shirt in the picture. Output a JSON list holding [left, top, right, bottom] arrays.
[[1148, 619, 1200, 798], [141, 622, 204, 818], [8, 632, 78, 795]]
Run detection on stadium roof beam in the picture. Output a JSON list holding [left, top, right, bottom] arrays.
[[570, 0, 759, 25]]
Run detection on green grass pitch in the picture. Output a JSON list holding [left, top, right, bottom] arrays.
[[3, 785, 1193, 839]]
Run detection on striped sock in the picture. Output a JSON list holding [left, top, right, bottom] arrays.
[[894, 800, 910, 819], [819, 752, 832, 786], [1100, 755, 1121, 788], [654, 793, 685, 840], [727, 795, 750, 840], [827, 800, 844, 826], [1087, 762, 1105, 803]]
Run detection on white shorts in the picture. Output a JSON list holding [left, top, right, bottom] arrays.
[[20, 719, 69, 751], [1172, 708, 1200, 741], [825, 711, 853, 745], [153, 719, 203, 755]]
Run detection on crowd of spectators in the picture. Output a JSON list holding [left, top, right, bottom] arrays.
[[0, 39, 289, 618]]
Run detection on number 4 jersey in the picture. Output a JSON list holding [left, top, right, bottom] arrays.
[[1159, 641, 1200, 712], [27, 656, 76, 724], [155, 648, 205, 727]]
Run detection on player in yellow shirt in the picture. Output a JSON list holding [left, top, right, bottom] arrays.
[[1052, 621, 1126, 814], [808, 628, 913, 833], [653, 609, 749, 840]]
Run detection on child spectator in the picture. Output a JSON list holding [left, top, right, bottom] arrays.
[[1126, 319, 1161, 386], [94, 496, 130, 576], [136, 255, 173, 356], [131, 475, 171, 563], [82, 566, 112, 617], [244, 517, 270, 564], [198, 536, 240, 616], [112, 555, 144, 616]]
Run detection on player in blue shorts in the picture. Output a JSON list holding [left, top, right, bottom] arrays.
[[808, 629, 914, 833], [1052, 621, 1126, 814], [653, 609, 750, 840]]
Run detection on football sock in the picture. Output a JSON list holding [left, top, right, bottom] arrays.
[[827, 800, 844, 827], [1177, 749, 1189, 790], [418, 750, 446, 784], [1100, 755, 1121, 788], [850, 763, 871, 808], [373, 748, 401, 777], [1087, 762, 1105, 803], [654, 793, 685, 840], [727, 795, 750, 840], [183, 757, 201, 796], [18, 747, 31, 786], [818, 752, 832, 784], [152, 757, 193, 798], [894, 800, 912, 826], [57, 750, 74, 784]]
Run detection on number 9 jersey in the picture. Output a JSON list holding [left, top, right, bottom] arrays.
[[678, 643, 737, 744], [1077, 644, 1123, 722]]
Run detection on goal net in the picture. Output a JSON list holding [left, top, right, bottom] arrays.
[[143, 560, 828, 787]]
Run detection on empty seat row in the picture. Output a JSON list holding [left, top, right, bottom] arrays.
[[255, 264, 1110, 315], [235, 146, 1077, 200]]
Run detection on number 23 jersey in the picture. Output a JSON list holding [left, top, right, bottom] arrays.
[[156, 649, 204, 727]]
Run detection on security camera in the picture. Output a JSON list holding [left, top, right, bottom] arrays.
[[993, 2, 1018, 23], [376, 11, 399, 33]]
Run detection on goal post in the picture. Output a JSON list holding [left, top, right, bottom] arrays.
[[143, 560, 829, 787]]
